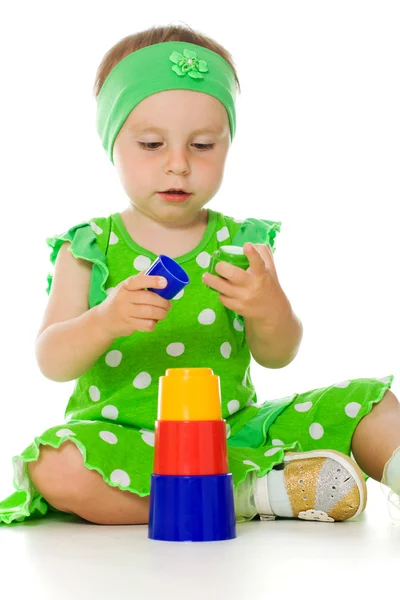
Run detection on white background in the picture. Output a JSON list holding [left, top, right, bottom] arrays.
[[0, 0, 399, 498]]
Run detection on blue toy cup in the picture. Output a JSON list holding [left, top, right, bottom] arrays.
[[148, 473, 237, 542], [144, 255, 190, 300]]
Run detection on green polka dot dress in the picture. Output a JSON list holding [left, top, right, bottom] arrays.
[[0, 208, 394, 525]]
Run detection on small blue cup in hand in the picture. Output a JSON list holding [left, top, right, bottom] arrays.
[[145, 255, 190, 300]]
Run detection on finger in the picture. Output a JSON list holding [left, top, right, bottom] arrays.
[[218, 292, 243, 313], [243, 243, 269, 276], [123, 273, 167, 292], [211, 260, 250, 287], [133, 304, 170, 320], [128, 290, 172, 311], [253, 243, 274, 262], [252, 243, 277, 276], [202, 271, 238, 298], [130, 317, 157, 332]]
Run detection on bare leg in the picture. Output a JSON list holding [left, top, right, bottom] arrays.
[[351, 390, 400, 481], [28, 441, 150, 525]]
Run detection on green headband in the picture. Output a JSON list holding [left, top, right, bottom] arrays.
[[96, 41, 237, 163]]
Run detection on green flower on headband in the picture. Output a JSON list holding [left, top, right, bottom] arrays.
[[169, 48, 209, 79]]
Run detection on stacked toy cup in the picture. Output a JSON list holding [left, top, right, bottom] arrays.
[[144, 254, 190, 300], [148, 367, 237, 542]]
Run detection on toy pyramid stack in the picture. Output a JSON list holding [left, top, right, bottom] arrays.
[[148, 367, 237, 542]]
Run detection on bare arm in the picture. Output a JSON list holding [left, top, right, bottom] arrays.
[[35, 242, 171, 383], [245, 300, 303, 368], [35, 242, 115, 382]]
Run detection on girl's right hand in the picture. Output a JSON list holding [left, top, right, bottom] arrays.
[[96, 272, 173, 338]]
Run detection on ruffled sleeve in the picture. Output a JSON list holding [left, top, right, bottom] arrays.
[[231, 217, 281, 252], [46, 217, 111, 309]]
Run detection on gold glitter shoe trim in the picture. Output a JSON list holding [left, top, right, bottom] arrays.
[[328, 485, 361, 521], [284, 449, 367, 518], [284, 457, 324, 517]]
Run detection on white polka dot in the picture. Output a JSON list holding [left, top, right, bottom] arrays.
[[345, 402, 361, 418], [243, 460, 260, 470], [105, 287, 115, 295], [109, 232, 119, 245], [334, 380, 351, 388], [110, 469, 130, 487], [272, 439, 284, 446], [56, 429, 75, 437], [140, 429, 155, 446], [309, 423, 324, 440], [217, 226, 230, 242], [198, 308, 216, 325], [196, 251, 211, 269], [101, 405, 119, 420], [377, 376, 391, 383], [133, 372, 152, 389], [221, 342, 232, 359], [264, 447, 282, 456], [166, 342, 185, 357], [226, 423, 231, 438], [227, 400, 240, 415], [294, 401, 313, 412], [134, 255, 152, 271], [233, 318, 244, 331], [89, 385, 101, 402], [99, 431, 118, 444], [105, 350, 122, 367], [172, 289, 184, 300], [90, 221, 103, 235]]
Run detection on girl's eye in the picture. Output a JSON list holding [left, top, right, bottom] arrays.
[[138, 142, 162, 150], [193, 143, 215, 150], [138, 142, 215, 151]]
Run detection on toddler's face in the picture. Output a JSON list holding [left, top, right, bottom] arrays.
[[113, 89, 230, 224]]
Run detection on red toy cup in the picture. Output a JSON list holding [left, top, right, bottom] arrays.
[[153, 420, 229, 476]]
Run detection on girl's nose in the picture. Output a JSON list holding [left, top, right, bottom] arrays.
[[165, 151, 190, 175]]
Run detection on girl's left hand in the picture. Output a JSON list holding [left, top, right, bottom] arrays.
[[202, 242, 289, 327]]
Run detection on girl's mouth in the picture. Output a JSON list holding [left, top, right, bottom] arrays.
[[158, 191, 192, 203]]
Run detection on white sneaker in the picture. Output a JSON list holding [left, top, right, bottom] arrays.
[[253, 450, 367, 522]]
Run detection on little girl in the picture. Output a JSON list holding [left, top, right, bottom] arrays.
[[1, 24, 400, 526]]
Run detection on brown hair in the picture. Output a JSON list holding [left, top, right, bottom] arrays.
[[93, 22, 241, 99]]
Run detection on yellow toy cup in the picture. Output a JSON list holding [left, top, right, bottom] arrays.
[[157, 368, 222, 421]]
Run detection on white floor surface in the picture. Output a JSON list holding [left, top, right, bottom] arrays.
[[1, 479, 399, 599]]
